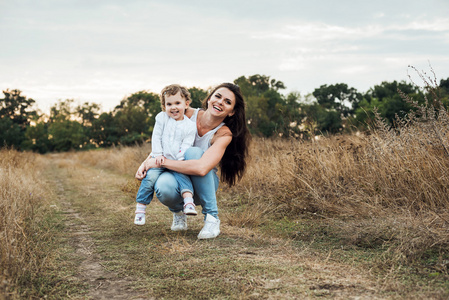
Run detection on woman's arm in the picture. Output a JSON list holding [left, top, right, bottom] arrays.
[[161, 134, 232, 176]]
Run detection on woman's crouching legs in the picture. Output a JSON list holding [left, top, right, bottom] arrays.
[[185, 147, 220, 239], [185, 147, 219, 218]]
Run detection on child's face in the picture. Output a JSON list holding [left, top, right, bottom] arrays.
[[164, 92, 189, 121]]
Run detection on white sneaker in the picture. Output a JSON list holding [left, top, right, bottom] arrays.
[[198, 214, 220, 239], [183, 203, 198, 216], [171, 212, 187, 231], [134, 213, 145, 225]]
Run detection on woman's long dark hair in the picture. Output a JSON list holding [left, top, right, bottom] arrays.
[[203, 83, 251, 186]]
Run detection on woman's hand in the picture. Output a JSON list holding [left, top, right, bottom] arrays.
[[135, 163, 147, 180], [135, 157, 157, 180]]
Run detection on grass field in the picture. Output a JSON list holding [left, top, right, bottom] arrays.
[[2, 123, 449, 299], [2, 81, 449, 298]]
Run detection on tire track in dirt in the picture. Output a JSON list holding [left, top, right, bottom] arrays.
[[51, 162, 149, 300]]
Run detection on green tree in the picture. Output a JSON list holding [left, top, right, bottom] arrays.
[[21, 122, 52, 153], [49, 99, 76, 122], [48, 120, 85, 151], [91, 112, 120, 147], [282, 92, 306, 137], [354, 98, 381, 129], [113, 91, 161, 145], [0, 118, 23, 148], [438, 77, 449, 108], [48, 99, 86, 151], [75, 102, 101, 149], [366, 80, 418, 102], [189, 87, 207, 109], [76, 102, 101, 127], [235, 74, 295, 137], [358, 80, 424, 126], [312, 83, 362, 117], [300, 103, 343, 135], [0, 89, 37, 148]]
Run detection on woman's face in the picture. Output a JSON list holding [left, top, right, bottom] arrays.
[[207, 87, 235, 118]]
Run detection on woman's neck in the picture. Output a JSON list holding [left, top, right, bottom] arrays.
[[197, 110, 224, 136]]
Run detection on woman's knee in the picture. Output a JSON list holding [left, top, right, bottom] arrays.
[[185, 147, 204, 160]]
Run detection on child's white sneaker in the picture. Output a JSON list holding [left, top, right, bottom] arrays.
[[184, 203, 198, 216], [197, 214, 220, 239], [134, 213, 145, 225], [171, 211, 187, 231]]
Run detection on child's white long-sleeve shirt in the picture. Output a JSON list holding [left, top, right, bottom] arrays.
[[150, 111, 197, 161]]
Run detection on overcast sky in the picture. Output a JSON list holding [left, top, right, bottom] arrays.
[[1, 0, 448, 113]]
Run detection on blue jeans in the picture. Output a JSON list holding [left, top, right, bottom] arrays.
[[136, 168, 193, 205], [154, 147, 219, 218]]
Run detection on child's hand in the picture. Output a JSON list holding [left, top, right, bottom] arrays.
[[155, 156, 165, 167]]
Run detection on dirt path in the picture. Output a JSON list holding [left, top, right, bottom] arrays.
[[44, 155, 387, 299], [46, 157, 150, 299]]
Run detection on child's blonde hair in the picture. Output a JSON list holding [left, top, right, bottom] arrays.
[[160, 84, 191, 111]]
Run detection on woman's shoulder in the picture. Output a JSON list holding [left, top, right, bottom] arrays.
[[211, 125, 232, 141], [210, 125, 232, 147]]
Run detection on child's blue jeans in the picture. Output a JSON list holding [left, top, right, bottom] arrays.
[[135, 168, 193, 205]]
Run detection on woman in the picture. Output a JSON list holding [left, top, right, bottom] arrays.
[[135, 83, 250, 239]]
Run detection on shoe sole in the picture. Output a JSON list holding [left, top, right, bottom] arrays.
[[198, 233, 219, 239], [171, 227, 188, 231]]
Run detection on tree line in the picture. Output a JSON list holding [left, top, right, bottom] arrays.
[[1, 74, 449, 153]]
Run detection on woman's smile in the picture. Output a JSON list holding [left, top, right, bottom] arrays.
[[208, 87, 235, 117]]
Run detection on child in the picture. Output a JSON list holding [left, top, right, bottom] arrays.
[[134, 84, 197, 226]]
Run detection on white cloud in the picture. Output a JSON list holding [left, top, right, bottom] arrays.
[[373, 12, 386, 19], [1, 1, 449, 112], [251, 17, 449, 80], [252, 23, 381, 41], [253, 17, 449, 43]]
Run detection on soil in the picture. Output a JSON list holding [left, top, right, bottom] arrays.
[[53, 176, 150, 300]]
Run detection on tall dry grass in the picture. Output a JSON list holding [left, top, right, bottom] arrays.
[[72, 144, 151, 177], [236, 130, 449, 216], [231, 130, 448, 257], [0, 149, 54, 297], [225, 71, 449, 266]]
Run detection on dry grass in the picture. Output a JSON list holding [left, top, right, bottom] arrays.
[[72, 144, 151, 177], [3, 69, 446, 296], [222, 74, 449, 268], [233, 128, 449, 214], [67, 116, 449, 271], [64, 94, 449, 269], [0, 149, 54, 298], [228, 127, 448, 260]]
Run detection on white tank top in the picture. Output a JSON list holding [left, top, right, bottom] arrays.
[[190, 109, 225, 152]]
